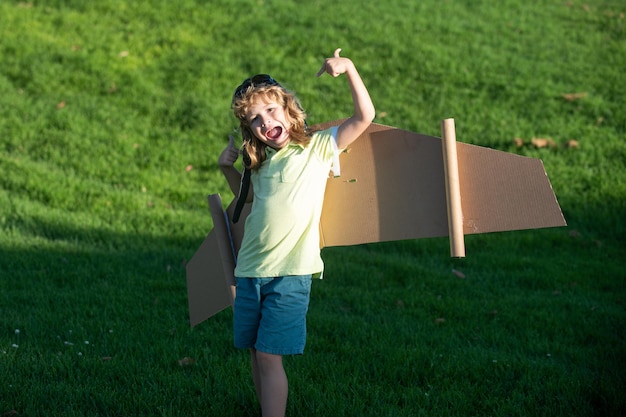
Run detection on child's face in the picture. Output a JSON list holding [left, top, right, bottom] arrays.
[[245, 97, 291, 150]]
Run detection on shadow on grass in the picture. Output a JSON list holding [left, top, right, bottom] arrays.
[[1, 198, 625, 416], [0, 215, 265, 416]]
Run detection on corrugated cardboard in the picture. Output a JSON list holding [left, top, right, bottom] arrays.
[[186, 120, 566, 326]]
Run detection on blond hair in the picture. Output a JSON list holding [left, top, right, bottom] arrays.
[[232, 85, 311, 170]]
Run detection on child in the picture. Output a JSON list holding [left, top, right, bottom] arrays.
[[218, 48, 374, 417]]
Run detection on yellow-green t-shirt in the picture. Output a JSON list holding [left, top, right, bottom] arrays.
[[234, 127, 339, 278]]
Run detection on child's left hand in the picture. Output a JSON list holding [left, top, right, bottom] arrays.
[[218, 134, 240, 168], [316, 48, 354, 78]]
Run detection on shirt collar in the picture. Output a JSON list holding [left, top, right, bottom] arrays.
[[265, 141, 304, 157]]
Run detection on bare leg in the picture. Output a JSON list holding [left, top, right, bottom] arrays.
[[255, 350, 288, 417], [250, 348, 262, 403]]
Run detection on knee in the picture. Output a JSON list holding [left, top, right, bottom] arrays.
[[255, 351, 283, 372]]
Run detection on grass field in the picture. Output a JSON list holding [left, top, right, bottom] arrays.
[[1, 0, 625, 416]]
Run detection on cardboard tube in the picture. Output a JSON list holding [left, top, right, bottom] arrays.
[[441, 119, 466, 258]]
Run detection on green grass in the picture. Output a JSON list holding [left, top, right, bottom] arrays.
[[1, 0, 625, 416]]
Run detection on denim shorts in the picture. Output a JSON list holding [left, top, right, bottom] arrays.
[[234, 275, 312, 355]]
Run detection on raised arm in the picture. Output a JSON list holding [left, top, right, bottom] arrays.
[[316, 48, 375, 149]]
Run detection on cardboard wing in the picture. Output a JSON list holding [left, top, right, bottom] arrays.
[[317, 119, 566, 253], [185, 195, 242, 325], [186, 120, 566, 326]]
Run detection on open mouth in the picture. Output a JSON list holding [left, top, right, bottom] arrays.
[[266, 126, 283, 140]]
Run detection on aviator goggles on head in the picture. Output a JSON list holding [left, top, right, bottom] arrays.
[[232, 74, 281, 102]]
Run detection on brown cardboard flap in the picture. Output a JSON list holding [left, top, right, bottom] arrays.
[[319, 122, 449, 247], [186, 229, 232, 327], [456, 143, 566, 234]]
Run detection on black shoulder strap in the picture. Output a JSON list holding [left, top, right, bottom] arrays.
[[232, 152, 252, 223]]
